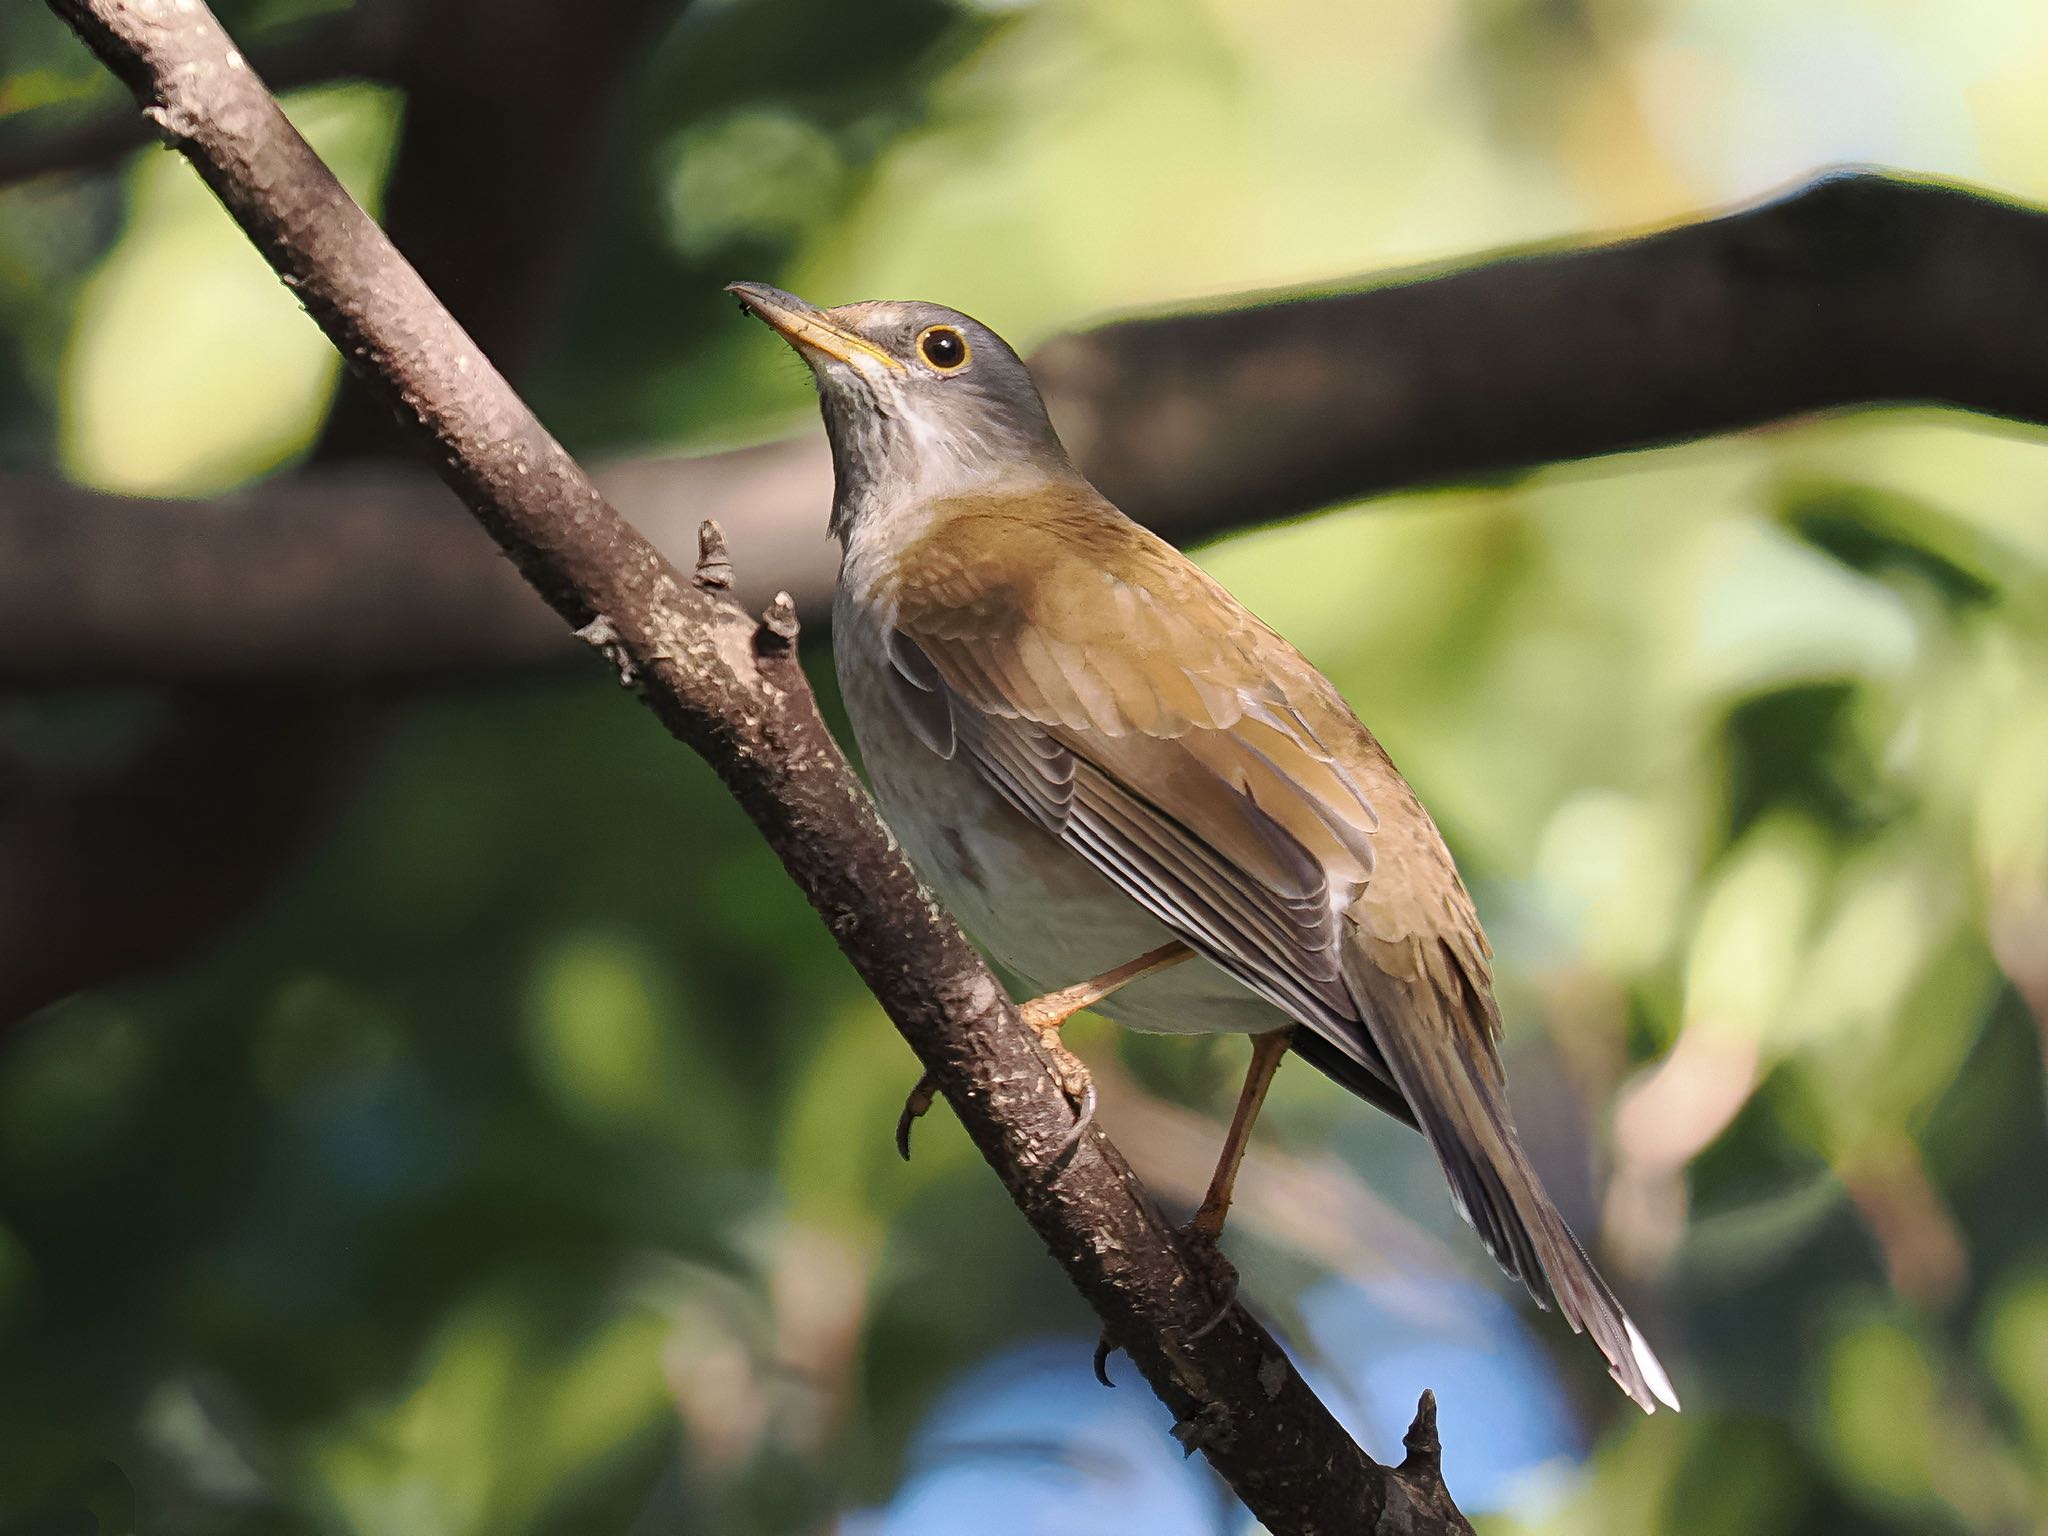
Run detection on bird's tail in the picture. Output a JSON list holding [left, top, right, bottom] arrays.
[[1341, 938, 1679, 1414]]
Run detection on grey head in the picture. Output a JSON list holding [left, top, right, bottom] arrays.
[[728, 282, 1078, 539]]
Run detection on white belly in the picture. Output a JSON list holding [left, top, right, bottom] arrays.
[[834, 606, 1285, 1038]]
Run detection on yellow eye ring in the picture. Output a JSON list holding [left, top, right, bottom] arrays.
[[917, 325, 970, 372]]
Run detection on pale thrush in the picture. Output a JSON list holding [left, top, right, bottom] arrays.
[[731, 281, 1678, 1413]]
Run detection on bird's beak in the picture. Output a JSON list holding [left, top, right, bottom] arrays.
[[727, 281, 904, 375]]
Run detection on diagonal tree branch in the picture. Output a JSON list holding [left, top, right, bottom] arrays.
[[5, 169, 2045, 687], [41, 2, 1470, 1530]]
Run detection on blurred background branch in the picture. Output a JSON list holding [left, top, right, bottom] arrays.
[[2, 172, 2045, 688]]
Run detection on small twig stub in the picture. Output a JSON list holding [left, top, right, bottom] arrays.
[[757, 590, 800, 649], [695, 519, 733, 589], [574, 613, 637, 686]]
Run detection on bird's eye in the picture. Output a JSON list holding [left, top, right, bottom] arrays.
[[917, 325, 970, 372]]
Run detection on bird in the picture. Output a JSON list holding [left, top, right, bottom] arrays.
[[729, 279, 1679, 1414]]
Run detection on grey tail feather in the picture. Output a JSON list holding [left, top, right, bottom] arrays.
[[1340, 943, 1680, 1414]]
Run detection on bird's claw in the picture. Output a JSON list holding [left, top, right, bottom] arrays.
[[1034, 1026, 1096, 1164], [1051, 1075, 1096, 1161], [1183, 1282, 1241, 1343], [1093, 1329, 1121, 1387], [1087, 1224, 1236, 1394], [898, 1029, 1094, 1165], [1176, 1220, 1242, 1342], [895, 1070, 938, 1160]]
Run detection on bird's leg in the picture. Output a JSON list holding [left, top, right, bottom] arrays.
[[895, 940, 1193, 1160], [1189, 1025, 1296, 1242], [1165, 1026, 1296, 1342], [1016, 939, 1193, 1034]]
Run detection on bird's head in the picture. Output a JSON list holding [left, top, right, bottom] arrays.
[[728, 282, 1075, 538]]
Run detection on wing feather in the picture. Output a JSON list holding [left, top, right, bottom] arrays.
[[881, 489, 1392, 1085]]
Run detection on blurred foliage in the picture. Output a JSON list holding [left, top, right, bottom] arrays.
[[4, 0, 2048, 1532]]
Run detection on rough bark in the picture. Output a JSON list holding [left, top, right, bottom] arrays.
[[5, 170, 2044, 686], [40, 2, 1471, 1530]]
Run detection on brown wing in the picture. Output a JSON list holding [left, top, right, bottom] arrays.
[[883, 487, 1415, 1095], [875, 485, 1677, 1413]]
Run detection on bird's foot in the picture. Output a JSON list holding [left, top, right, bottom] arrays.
[[894, 1026, 1095, 1163], [1175, 1218, 1242, 1342], [1089, 1221, 1239, 1391], [1031, 1020, 1097, 1160], [1027, 1018, 1092, 1098]]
